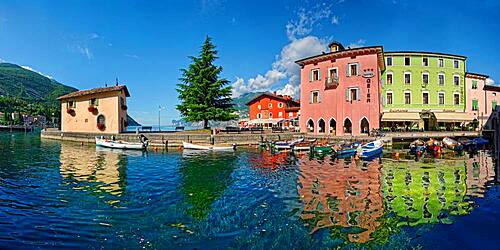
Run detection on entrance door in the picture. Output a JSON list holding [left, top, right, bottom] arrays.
[[423, 118, 429, 131]]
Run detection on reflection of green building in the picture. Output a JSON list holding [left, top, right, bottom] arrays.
[[381, 52, 470, 131], [381, 161, 471, 226]]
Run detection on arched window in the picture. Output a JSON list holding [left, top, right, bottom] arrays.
[[307, 119, 314, 133], [329, 118, 336, 135], [318, 119, 326, 133], [343, 118, 352, 134], [360, 117, 370, 134]]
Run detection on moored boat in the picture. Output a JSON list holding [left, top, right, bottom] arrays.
[[273, 138, 304, 150], [442, 137, 463, 151], [409, 139, 426, 155], [312, 144, 333, 154], [293, 141, 313, 151], [95, 137, 148, 150], [336, 142, 361, 158], [182, 141, 236, 151], [473, 137, 489, 147], [357, 140, 384, 158]]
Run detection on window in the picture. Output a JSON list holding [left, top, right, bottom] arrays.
[[438, 58, 444, 67], [278, 112, 283, 117], [278, 102, 283, 108], [472, 80, 478, 89], [454, 93, 460, 105], [268, 103, 272, 108], [404, 72, 411, 84], [387, 57, 392, 66], [493, 100, 497, 111], [348, 63, 359, 76], [422, 92, 429, 105], [329, 68, 338, 79], [386, 92, 393, 105], [404, 92, 411, 104], [257, 113, 262, 119], [67, 101, 76, 108], [454, 60, 459, 68], [310, 69, 320, 81], [453, 75, 460, 86], [472, 99, 478, 111], [438, 74, 445, 85], [386, 73, 393, 85], [422, 57, 429, 66], [422, 73, 429, 85], [269, 112, 273, 118], [346, 88, 360, 102], [311, 91, 320, 103], [289, 112, 293, 118], [258, 104, 261, 110], [90, 98, 99, 106], [439, 93, 445, 105], [404, 57, 411, 66]]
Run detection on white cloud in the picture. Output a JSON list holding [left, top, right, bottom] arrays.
[[331, 15, 340, 25], [232, 36, 328, 98], [486, 78, 496, 86], [21, 65, 54, 79], [0, 58, 4, 63], [125, 54, 140, 60], [286, 4, 332, 41], [76, 45, 93, 60], [347, 38, 366, 48], [232, 3, 334, 98]]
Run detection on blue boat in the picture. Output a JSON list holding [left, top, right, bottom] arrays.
[[473, 137, 489, 147], [336, 142, 361, 157], [358, 140, 384, 159]]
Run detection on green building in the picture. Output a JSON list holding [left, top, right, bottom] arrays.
[[381, 52, 471, 131]]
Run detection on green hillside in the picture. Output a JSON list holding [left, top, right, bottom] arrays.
[[232, 92, 263, 116], [0, 63, 77, 101]]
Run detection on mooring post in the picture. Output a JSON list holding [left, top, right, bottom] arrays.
[[165, 140, 169, 151]]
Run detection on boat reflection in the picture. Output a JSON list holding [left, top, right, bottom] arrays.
[[296, 151, 495, 244], [59, 142, 129, 205]]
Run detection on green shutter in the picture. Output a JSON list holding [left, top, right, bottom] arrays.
[[472, 80, 477, 89], [346, 65, 350, 77], [472, 99, 478, 111], [345, 89, 349, 101], [493, 101, 497, 111]]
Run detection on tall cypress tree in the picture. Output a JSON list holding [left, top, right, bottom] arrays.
[[176, 36, 237, 129]]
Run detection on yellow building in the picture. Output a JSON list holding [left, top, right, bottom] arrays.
[[58, 85, 130, 134]]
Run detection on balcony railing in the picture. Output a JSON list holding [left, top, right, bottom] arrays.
[[325, 76, 339, 89]]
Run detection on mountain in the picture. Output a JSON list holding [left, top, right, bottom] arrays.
[[0, 63, 77, 102], [232, 92, 263, 117]]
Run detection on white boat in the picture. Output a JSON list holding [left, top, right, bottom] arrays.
[[95, 137, 148, 150], [357, 139, 384, 158], [273, 137, 305, 150], [182, 141, 236, 151]]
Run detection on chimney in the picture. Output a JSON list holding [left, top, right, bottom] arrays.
[[329, 41, 345, 52], [273, 91, 277, 95]]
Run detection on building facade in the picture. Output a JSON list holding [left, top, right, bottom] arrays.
[[246, 92, 300, 127], [58, 85, 130, 134], [296, 42, 384, 136], [381, 52, 469, 131]]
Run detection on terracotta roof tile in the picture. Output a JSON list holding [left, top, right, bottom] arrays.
[[57, 85, 130, 100]]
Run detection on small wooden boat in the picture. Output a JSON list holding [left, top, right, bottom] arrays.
[[273, 138, 304, 150], [95, 137, 148, 150], [293, 141, 313, 151], [442, 137, 463, 151], [357, 140, 384, 158], [312, 145, 333, 154], [336, 142, 361, 157], [409, 139, 426, 155], [458, 138, 475, 150], [182, 141, 236, 151]]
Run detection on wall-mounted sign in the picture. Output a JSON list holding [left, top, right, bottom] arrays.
[[362, 71, 375, 78]]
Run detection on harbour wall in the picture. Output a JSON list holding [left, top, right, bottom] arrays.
[[40, 129, 481, 148]]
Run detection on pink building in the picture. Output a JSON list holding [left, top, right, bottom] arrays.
[[465, 72, 500, 129], [296, 42, 385, 135]]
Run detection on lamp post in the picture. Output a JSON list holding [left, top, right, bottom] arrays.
[[158, 105, 166, 132]]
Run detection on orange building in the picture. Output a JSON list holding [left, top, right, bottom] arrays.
[[246, 92, 300, 128], [58, 85, 130, 134]]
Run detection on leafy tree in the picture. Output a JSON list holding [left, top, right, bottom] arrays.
[[176, 36, 237, 129]]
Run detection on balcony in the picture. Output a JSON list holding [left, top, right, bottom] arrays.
[[325, 76, 339, 90]]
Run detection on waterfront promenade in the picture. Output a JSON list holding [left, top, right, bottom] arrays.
[[40, 129, 481, 148]]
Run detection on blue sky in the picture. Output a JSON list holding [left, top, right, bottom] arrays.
[[0, 0, 499, 125]]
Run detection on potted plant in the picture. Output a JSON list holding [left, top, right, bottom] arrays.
[[88, 106, 96, 112], [66, 108, 74, 114], [121, 104, 128, 111], [97, 123, 106, 130]]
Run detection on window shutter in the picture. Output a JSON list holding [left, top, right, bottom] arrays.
[[357, 88, 361, 101], [356, 63, 360, 76], [310, 92, 313, 103], [382, 96, 386, 105], [345, 89, 350, 101], [309, 70, 313, 81], [346, 65, 350, 77], [318, 92, 321, 103]]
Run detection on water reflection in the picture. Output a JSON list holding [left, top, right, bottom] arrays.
[[297, 156, 384, 243], [295, 151, 496, 245], [179, 151, 237, 220], [59, 143, 129, 205]]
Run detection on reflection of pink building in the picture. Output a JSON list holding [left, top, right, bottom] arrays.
[[465, 72, 500, 129], [296, 42, 385, 135]]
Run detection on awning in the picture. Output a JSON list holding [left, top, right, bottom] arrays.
[[247, 118, 284, 125], [381, 112, 421, 122], [434, 112, 474, 122]]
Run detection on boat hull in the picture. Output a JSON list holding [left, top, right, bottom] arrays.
[[182, 141, 235, 151], [95, 137, 146, 150]]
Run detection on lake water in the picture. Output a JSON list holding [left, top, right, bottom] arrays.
[[1, 132, 499, 249]]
